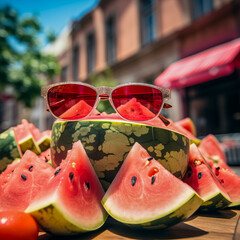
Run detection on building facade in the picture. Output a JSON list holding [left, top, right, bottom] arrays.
[[1, 0, 239, 136], [46, 0, 239, 136]]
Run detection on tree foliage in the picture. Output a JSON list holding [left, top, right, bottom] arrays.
[[0, 5, 60, 107]]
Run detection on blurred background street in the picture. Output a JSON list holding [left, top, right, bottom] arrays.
[[0, 0, 239, 166], [232, 167, 240, 177]]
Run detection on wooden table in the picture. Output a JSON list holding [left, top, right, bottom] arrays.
[[38, 209, 240, 240]]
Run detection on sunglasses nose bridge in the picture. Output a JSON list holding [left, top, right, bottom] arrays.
[[96, 86, 112, 97]]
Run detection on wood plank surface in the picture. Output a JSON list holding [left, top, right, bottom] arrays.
[[38, 209, 240, 240]]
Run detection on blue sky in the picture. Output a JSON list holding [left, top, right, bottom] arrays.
[[1, 0, 99, 39]]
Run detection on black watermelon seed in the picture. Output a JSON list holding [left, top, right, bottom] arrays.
[[187, 171, 192, 178], [12, 170, 14, 172], [54, 168, 61, 176], [131, 176, 137, 186], [216, 166, 220, 170], [198, 172, 203, 179], [187, 166, 192, 171], [69, 172, 74, 180], [28, 165, 33, 172], [151, 175, 156, 184], [85, 181, 90, 190], [148, 157, 153, 161], [21, 174, 27, 180]]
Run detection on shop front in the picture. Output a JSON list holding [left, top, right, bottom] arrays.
[[155, 38, 240, 137]]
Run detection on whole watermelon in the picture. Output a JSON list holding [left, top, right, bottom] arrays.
[[51, 114, 189, 189]]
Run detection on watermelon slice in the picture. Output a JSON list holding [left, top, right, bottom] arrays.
[[13, 119, 41, 155], [59, 100, 99, 120], [102, 142, 202, 229], [198, 134, 227, 164], [26, 140, 108, 235], [183, 144, 231, 211], [175, 117, 197, 137], [214, 167, 240, 207], [28, 122, 51, 152], [116, 98, 156, 121], [0, 150, 54, 211]]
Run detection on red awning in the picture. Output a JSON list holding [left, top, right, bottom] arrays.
[[155, 38, 240, 89]]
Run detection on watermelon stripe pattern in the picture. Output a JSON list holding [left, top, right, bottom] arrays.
[[51, 120, 189, 189], [0, 128, 22, 172]]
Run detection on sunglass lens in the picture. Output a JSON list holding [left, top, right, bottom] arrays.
[[112, 85, 163, 121], [48, 84, 97, 120]]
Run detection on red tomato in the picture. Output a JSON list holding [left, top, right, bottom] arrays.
[[0, 211, 39, 240]]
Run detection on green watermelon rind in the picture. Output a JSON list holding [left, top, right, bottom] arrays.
[[27, 201, 108, 235], [0, 128, 22, 173], [199, 192, 232, 211], [37, 136, 51, 152], [102, 191, 203, 229], [51, 119, 190, 187], [19, 135, 41, 155]]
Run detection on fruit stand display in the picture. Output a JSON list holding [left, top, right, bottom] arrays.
[[0, 114, 240, 240]]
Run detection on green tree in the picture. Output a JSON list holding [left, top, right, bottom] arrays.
[[0, 5, 60, 107]]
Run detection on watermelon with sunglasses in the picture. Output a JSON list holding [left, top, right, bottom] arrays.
[[47, 83, 191, 189]]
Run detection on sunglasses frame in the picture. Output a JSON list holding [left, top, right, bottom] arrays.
[[41, 82, 171, 123]]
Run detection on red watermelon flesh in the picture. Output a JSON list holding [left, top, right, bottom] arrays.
[[0, 150, 54, 211], [39, 148, 51, 164], [23, 120, 51, 145], [28, 122, 42, 141], [116, 97, 156, 121], [13, 119, 41, 154], [42, 130, 51, 138], [175, 117, 197, 137], [199, 134, 227, 163], [214, 168, 240, 207], [58, 100, 99, 120], [26, 141, 107, 234], [102, 142, 203, 228], [0, 160, 20, 194], [183, 144, 231, 211], [13, 120, 32, 145], [0, 168, 33, 211]]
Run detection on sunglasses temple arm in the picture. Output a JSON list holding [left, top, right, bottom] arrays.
[[158, 114, 171, 126]]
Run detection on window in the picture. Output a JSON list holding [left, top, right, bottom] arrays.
[[87, 32, 96, 73], [106, 15, 116, 64], [186, 72, 240, 135], [192, 0, 213, 20], [139, 0, 156, 46], [61, 66, 68, 82], [72, 46, 79, 81]]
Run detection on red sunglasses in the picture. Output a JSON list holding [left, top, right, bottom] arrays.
[[41, 82, 171, 125]]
